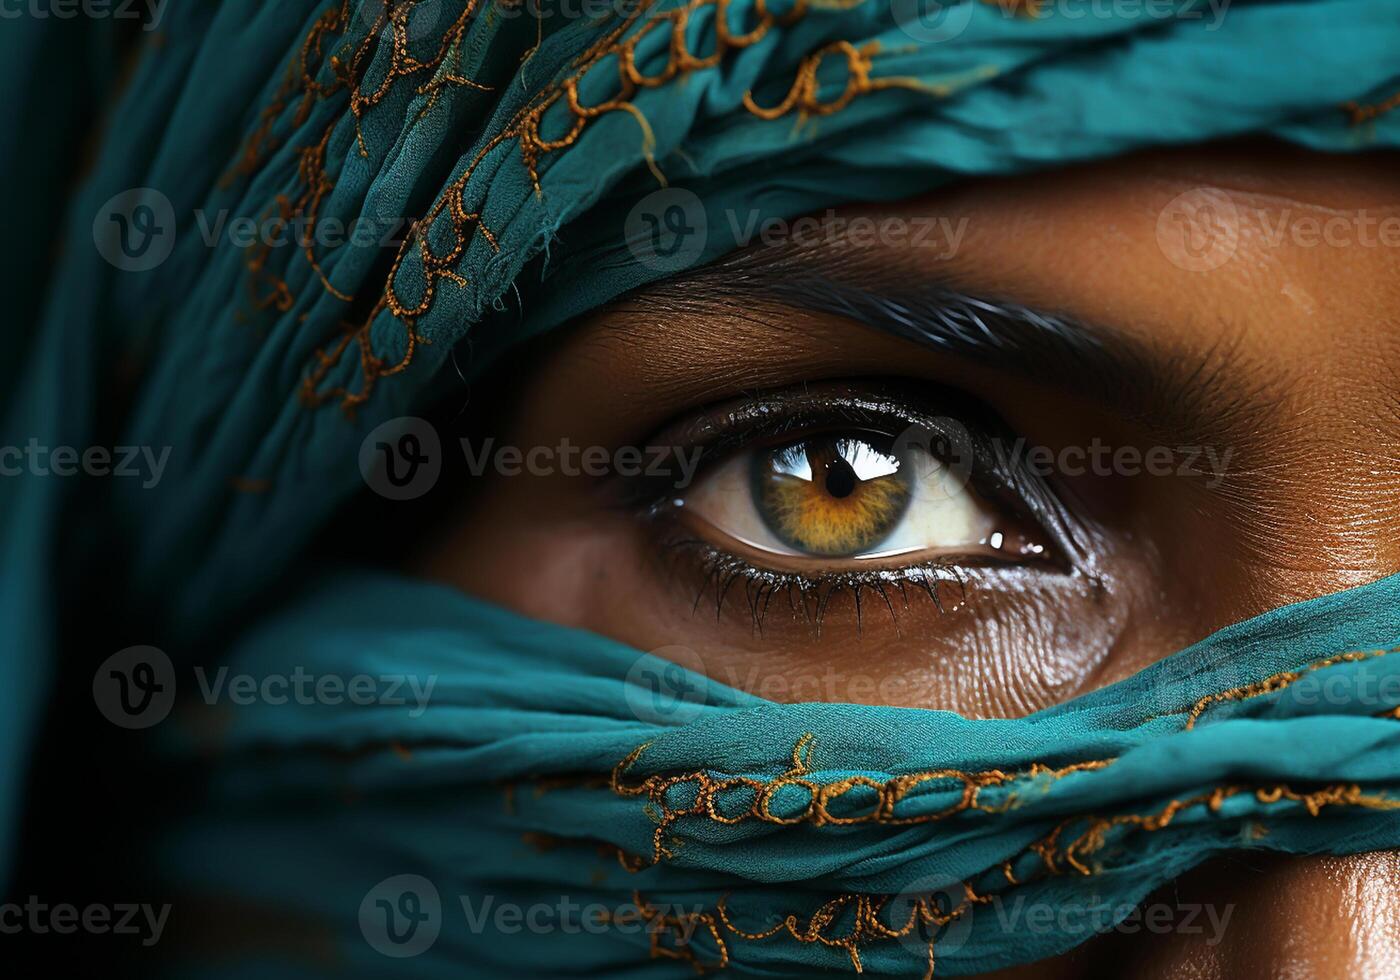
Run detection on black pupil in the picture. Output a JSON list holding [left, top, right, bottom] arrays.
[[823, 457, 858, 499]]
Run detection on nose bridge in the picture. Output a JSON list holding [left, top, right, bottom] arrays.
[[1222, 852, 1400, 978], [1114, 851, 1400, 980], [1204, 361, 1400, 598], [1282, 403, 1400, 576], [1334, 851, 1400, 972]]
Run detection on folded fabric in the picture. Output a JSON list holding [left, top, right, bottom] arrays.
[[3, 2, 1400, 975], [158, 568, 1400, 976]]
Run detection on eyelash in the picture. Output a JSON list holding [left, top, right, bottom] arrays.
[[654, 534, 979, 635], [623, 380, 1084, 631]]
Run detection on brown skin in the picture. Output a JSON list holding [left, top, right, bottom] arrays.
[[418, 141, 1400, 976]]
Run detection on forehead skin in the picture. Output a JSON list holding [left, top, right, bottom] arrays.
[[910, 141, 1400, 355]]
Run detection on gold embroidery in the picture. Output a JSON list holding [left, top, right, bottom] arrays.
[[1183, 645, 1400, 730], [612, 733, 1114, 864], [1344, 88, 1400, 125], [230, 0, 953, 412], [602, 644, 1400, 974], [624, 781, 1397, 977]]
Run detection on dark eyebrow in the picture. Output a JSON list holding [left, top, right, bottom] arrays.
[[635, 240, 1254, 438]]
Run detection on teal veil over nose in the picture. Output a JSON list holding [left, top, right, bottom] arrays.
[[3, 0, 1400, 976]]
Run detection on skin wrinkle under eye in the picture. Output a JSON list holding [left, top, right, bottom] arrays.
[[425, 312, 1153, 717]]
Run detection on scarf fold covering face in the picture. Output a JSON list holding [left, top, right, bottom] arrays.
[[3, 0, 1400, 976], [162, 570, 1400, 977]]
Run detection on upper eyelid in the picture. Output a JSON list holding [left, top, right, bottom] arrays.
[[619, 386, 937, 506], [643, 380, 957, 455], [640, 254, 1207, 431]]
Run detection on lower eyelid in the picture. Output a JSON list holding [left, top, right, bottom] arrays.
[[647, 530, 995, 629], [668, 509, 1025, 577]]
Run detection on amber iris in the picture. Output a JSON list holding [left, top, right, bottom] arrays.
[[751, 434, 913, 557]]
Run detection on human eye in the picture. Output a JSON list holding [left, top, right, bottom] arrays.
[[632, 380, 1071, 625]]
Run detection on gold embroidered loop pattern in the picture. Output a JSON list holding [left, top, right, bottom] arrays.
[[619, 780, 1398, 978], [229, 0, 956, 412], [610, 732, 1116, 864], [603, 645, 1400, 974], [1182, 645, 1400, 730], [1344, 88, 1400, 125]]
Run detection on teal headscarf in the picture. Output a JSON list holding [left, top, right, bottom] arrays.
[[3, 0, 1400, 976]]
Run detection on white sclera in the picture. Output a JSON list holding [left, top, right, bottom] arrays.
[[680, 442, 998, 560]]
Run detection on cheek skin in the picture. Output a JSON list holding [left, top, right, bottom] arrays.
[[423, 480, 1175, 717]]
